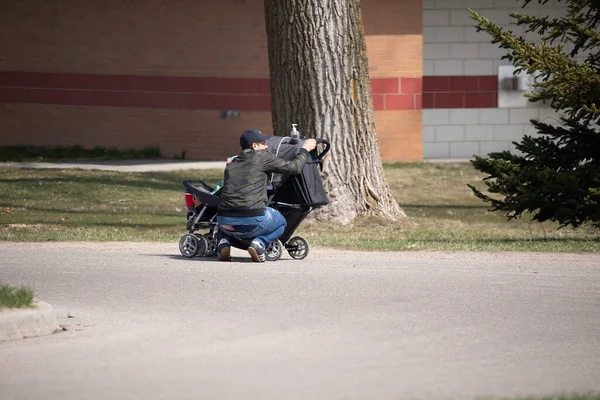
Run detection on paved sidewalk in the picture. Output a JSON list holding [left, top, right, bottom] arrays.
[[2, 243, 599, 399], [1, 158, 469, 172], [0, 160, 226, 172]]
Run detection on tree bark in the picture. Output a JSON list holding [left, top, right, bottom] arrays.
[[264, 0, 406, 224]]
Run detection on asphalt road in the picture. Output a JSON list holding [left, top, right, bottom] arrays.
[[1, 242, 599, 400]]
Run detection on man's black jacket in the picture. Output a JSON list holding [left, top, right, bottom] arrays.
[[217, 147, 310, 217]]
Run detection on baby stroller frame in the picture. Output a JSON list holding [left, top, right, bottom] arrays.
[[179, 179, 220, 258], [178, 137, 330, 261]]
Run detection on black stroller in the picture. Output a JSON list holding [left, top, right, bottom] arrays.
[[178, 136, 330, 261]]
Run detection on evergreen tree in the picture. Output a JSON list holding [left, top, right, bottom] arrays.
[[467, 0, 600, 229]]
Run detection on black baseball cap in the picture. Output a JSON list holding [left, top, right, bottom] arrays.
[[240, 129, 271, 149]]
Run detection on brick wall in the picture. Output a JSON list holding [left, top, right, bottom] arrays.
[[0, 0, 270, 77], [0, 0, 272, 160], [363, 0, 423, 162], [0, 103, 274, 160], [0, 0, 425, 162]]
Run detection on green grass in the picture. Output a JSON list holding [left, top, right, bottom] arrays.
[[0, 145, 160, 162], [0, 283, 35, 309], [0, 163, 598, 252]]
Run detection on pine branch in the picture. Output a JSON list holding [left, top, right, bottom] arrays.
[[468, 8, 600, 124], [467, 1, 600, 230]]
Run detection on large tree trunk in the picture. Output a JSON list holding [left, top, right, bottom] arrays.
[[264, 0, 406, 224]]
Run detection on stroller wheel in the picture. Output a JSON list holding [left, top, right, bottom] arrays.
[[265, 239, 284, 261], [286, 236, 309, 260], [194, 234, 208, 257], [203, 233, 217, 257], [179, 233, 201, 258]]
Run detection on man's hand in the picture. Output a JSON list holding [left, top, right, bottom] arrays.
[[301, 138, 317, 152]]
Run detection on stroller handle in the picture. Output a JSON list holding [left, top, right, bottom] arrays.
[[182, 179, 214, 192], [315, 138, 330, 161]]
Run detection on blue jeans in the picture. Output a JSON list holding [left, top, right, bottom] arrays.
[[217, 207, 287, 248]]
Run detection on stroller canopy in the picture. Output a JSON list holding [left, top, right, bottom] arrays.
[[265, 136, 328, 208]]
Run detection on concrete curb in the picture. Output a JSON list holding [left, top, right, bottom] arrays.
[[0, 301, 59, 341]]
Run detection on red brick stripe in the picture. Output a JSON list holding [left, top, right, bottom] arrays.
[[422, 75, 498, 108], [0, 71, 272, 94], [372, 77, 423, 110], [0, 87, 271, 111], [0, 71, 498, 110]]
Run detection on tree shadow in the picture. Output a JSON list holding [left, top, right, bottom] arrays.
[[0, 176, 181, 192], [0, 203, 182, 218], [404, 204, 489, 210], [1, 171, 222, 192], [146, 254, 257, 263], [414, 237, 599, 244]]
